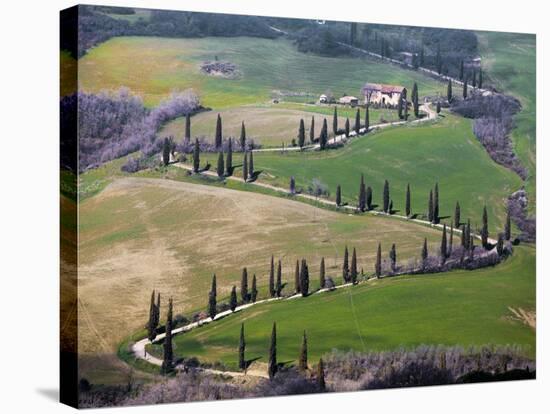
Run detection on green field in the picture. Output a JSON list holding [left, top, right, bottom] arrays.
[[477, 31, 536, 213], [79, 36, 447, 108], [151, 244, 535, 371], [187, 112, 522, 233], [159, 104, 399, 148]]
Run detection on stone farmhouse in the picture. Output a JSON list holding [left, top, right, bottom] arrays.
[[362, 83, 405, 107]]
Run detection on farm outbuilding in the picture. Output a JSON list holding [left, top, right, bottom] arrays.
[[338, 96, 359, 106]]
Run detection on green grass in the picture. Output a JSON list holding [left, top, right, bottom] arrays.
[[477, 31, 536, 214], [154, 245, 535, 371], [79, 36, 447, 108], [187, 112, 522, 233], [159, 104, 398, 148]]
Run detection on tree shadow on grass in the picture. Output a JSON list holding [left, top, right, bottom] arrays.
[[199, 163, 211, 173], [245, 356, 262, 370], [248, 170, 263, 182]]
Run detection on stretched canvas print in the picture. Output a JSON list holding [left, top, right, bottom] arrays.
[[60, 4, 536, 408]]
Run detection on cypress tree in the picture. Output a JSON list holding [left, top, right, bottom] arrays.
[[298, 119, 305, 149], [276, 260, 282, 297], [240, 121, 246, 150], [465, 219, 472, 250], [365, 105, 370, 132], [436, 100, 441, 114], [405, 183, 411, 217], [161, 298, 174, 374], [269, 255, 275, 298], [366, 186, 373, 210], [448, 225, 454, 258], [208, 274, 217, 319], [310, 116, 315, 144], [497, 234, 504, 256], [162, 137, 171, 166], [249, 151, 254, 178], [358, 174, 366, 212], [300, 259, 309, 296], [332, 106, 338, 136], [421, 238, 428, 269], [428, 190, 434, 223], [226, 138, 233, 176], [216, 151, 224, 178], [155, 293, 160, 329], [345, 117, 350, 138], [412, 82, 419, 118], [193, 138, 200, 173], [478, 69, 483, 89], [299, 330, 308, 371], [147, 290, 157, 341], [185, 113, 191, 141], [355, 108, 361, 135], [242, 152, 248, 182], [459, 60, 464, 80], [241, 267, 249, 302], [454, 201, 461, 227], [239, 323, 246, 370], [447, 79, 453, 103], [336, 184, 342, 207], [504, 208, 511, 240], [463, 78, 468, 99], [434, 183, 440, 224], [440, 224, 448, 265], [320, 119, 328, 150], [268, 322, 277, 379], [295, 260, 301, 293], [320, 257, 326, 288], [350, 248, 358, 284], [251, 274, 258, 303], [472, 71, 477, 88], [317, 358, 326, 391], [469, 236, 475, 261], [215, 113, 222, 149], [289, 176, 296, 195], [383, 180, 390, 213], [397, 90, 404, 119], [481, 205, 489, 248], [461, 224, 467, 249], [342, 246, 349, 283], [389, 243, 397, 273], [230, 286, 238, 312], [375, 243, 382, 277]]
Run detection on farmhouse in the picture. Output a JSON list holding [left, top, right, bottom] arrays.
[[362, 83, 404, 107], [398, 51, 417, 65], [338, 95, 359, 106]]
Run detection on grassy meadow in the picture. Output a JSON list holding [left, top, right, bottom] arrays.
[[78, 36, 447, 108], [148, 244, 535, 371]]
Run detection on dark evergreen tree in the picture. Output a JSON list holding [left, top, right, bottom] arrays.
[[216, 151, 224, 178], [478, 69, 483, 89], [251, 274, 258, 303], [300, 259, 309, 296], [185, 113, 191, 141], [161, 298, 174, 374], [350, 248, 358, 284], [472, 71, 477, 88], [162, 137, 171, 166], [298, 119, 305, 149], [242, 152, 248, 182], [358, 174, 366, 212], [397, 90, 404, 119], [332, 106, 338, 136], [454, 201, 461, 227], [155, 293, 160, 329], [320, 257, 326, 288], [421, 238, 428, 269], [436, 100, 441, 114], [375, 243, 382, 277], [268, 323, 277, 379], [208, 274, 217, 319], [215, 113, 222, 149], [342, 246, 349, 283], [230, 286, 238, 312], [241, 267, 248, 302], [365, 105, 370, 132], [355, 108, 361, 135], [320, 118, 328, 150], [249, 151, 254, 178], [389, 243, 397, 273], [226, 138, 233, 176], [344, 117, 350, 138], [440, 224, 448, 265], [299, 330, 308, 371], [310, 116, 315, 144], [240, 121, 246, 150], [412, 82, 419, 118], [193, 138, 200, 173], [428, 190, 434, 223], [465, 219, 472, 250], [461, 224, 467, 249], [336, 184, 342, 207], [405, 183, 411, 217], [383, 180, 390, 213], [295, 260, 301, 293], [481, 205, 489, 248], [276, 260, 282, 297], [269, 255, 275, 298], [497, 234, 504, 256], [447, 79, 453, 103], [239, 323, 246, 370], [463, 78, 468, 99], [147, 290, 157, 342], [448, 225, 454, 258], [504, 208, 511, 240], [289, 176, 296, 195], [366, 186, 373, 210], [433, 183, 440, 224], [317, 358, 326, 391]]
